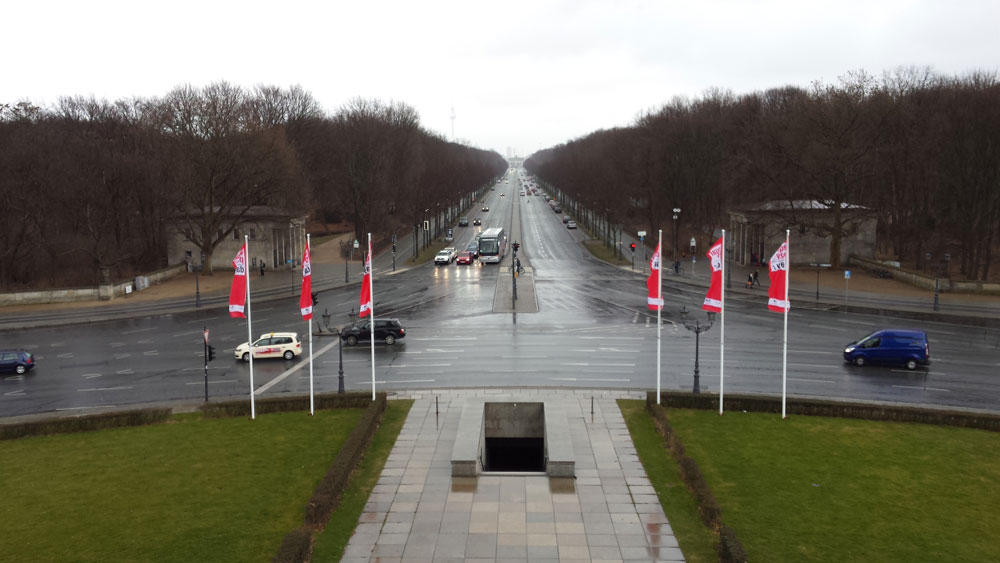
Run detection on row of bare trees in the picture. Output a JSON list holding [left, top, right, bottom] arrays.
[[526, 69, 1000, 279], [0, 84, 506, 288]]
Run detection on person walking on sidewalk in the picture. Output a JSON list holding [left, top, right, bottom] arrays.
[[260, 261, 266, 277], [752, 269, 760, 288]]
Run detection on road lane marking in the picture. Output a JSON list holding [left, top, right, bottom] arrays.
[[502, 355, 548, 359], [582, 370, 633, 374], [143, 350, 159, 356], [110, 342, 126, 347], [807, 325, 848, 331], [82, 373, 102, 379], [789, 363, 842, 369], [550, 377, 630, 382], [254, 339, 341, 395], [114, 354, 130, 359], [122, 327, 157, 334], [322, 359, 369, 364], [788, 377, 836, 384], [79, 386, 133, 392], [389, 364, 451, 368], [137, 339, 154, 344], [4, 389, 25, 396], [562, 363, 635, 367], [486, 369, 540, 373], [57, 352, 74, 358], [173, 330, 205, 337], [185, 380, 238, 385], [790, 350, 837, 355], [5, 375, 23, 381], [116, 369, 134, 375], [892, 385, 950, 392]]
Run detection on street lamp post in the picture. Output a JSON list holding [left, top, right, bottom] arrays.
[[679, 305, 716, 394], [672, 208, 681, 260]]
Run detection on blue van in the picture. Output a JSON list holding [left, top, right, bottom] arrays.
[[843, 329, 930, 370]]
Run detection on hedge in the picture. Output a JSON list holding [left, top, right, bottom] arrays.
[[0, 407, 171, 440], [646, 394, 747, 562], [271, 392, 388, 563], [652, 390, 1000, 431], [200, 392, 376, 418]]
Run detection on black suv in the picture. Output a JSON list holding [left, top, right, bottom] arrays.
[[0, 350, 35, 374], [341, 318, 406, 346], [458, 217, 469, 227]]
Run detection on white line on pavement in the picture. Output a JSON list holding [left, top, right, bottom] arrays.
[[788, 377, 836, 384], [892, 385, 950, 392], [79, 386, 133, 392], [254, 339, 340, 395], [122, 327, 157, 334], [185, 380, 238, 385]]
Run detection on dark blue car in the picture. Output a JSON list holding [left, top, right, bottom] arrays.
[[844, 329, 930, 370], [0, 350, 35, 375]]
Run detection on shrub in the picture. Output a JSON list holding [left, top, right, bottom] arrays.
[[718, 524, 748, 563], [272, 525, 312, 563], [0, 408, 171, 440], [200, 392, 374, 418]]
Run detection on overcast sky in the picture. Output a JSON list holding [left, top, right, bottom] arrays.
[[5, 0, 998, 157]]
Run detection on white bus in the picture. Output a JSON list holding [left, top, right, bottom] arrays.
[[478, 227, 507, 264]]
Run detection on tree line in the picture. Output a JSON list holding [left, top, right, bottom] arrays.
[[0, 84, 506, 287], [525, 69, 1000, 280]]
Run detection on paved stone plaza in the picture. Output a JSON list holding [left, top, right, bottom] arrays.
[[341, 389, 685, 562]]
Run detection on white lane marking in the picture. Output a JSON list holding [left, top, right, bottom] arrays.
[[254, 339, 341, 395], [82, 373, 102, 379], [503, 355, 548, 359], [116, 369, 134, 375], [486, 369, 540, 373], [891, 370, 948, 376], [79, 386, 133, 392], [409, 337, 478, 341], [582, 370, 634, 374], [550, 377, 630, 382], [807, 324, 848, 331], [389, 364, 451, 368], [4, 389, 25, 396], [122, 327, 157, 334], [50, 342, 66, 347], [839, 319, 875, 325], [578, 336, 644, 340], [384, 372, 440, 376], [110, 342, 126, 348], [930, 330, 958, 335], [788, 377, 836, 384], [143, 351, 159, 356], [321, 359, 369, 364], [57, 352, 74, 358], [137, 339, 154, 344], [892, 385, 950, 392], [5, 375, 23, 381], [173, 330, 205, 337], [562, 363, 635, 367], [181, 366, 228, 371], [791, 350, 837, 355], [185, 380, 238, 385], [361, 379, 436, 385], [114, 354, 130, 359], [789, 363, 843, 369]]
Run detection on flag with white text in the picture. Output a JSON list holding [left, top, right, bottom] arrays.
[[703, 237, 724, 312], [359, 240, 373, 318], [646, 242, 663, 310], [768, 240, 790, 313], [229, 243, 248, 318], [299, 241, 313, 319]]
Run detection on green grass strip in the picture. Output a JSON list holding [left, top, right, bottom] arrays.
[[0, 409, 362, 563], [310, 399, 413, 561], [619, 399, 719, 562], [665, 408, 1000, 563]]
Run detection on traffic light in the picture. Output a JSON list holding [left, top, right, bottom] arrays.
[[630, 243, 636, 252], [207, 345, 216, 362], [311, 292, 319, 306]]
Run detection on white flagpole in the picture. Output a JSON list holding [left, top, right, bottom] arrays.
[[246, 235, 255, 420], [656, 229, 662, 405], [368, 233, 375, 401], [720, 230, 725, 415], [782, 229, 790, 419], [308, 233, 314, 416]]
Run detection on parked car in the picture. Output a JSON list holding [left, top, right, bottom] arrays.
[[466, 240, 480, 258], [341, 318, 406, 346], [456, 251, 473, 265], [562, 215, 571, 223], [553, 206, 562, 213], [458, 217, 469, 227], [843, 329, 930, 370], [0, 350, 35, 374], [234, 332, 302, 362], [566, 220, 577, 229], [473, 218, 482, 226]]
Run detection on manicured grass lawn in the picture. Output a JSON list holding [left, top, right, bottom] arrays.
[[619, 400, 719, 563], [310, 399, 413, 561], [663, 408, 1000, 563], [0, 409, 363, 563]]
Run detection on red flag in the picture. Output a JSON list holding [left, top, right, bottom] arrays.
[[299, 241, 313, 319], [768, 241, 790, 313], [646, 242, 663, 310], [229, 243, 248, 318], [702, 237, 724, 312], [359, 239, 373, 318]]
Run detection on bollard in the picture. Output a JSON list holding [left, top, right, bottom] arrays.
[[436, 395, 439, 415]]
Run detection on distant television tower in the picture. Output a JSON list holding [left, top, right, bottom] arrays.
[[450, 106, 456, 141]]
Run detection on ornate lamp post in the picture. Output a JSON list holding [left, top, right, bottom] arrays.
[[679, 305, 716, 394]]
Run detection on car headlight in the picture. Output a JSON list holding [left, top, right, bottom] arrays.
[[844, 347, 854, 354]]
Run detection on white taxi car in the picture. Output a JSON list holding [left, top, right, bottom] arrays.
[[234, 332, 302, 361]]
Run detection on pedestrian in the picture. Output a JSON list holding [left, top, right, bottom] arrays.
[[752, 269, 760, 288], [747, 272, 754, 288], [751, 252, 759, 266], [673, 259, 680, 274], [260, 261, 265, 277]]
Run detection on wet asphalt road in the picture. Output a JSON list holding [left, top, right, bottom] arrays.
[[3, 180, 1000, 417]]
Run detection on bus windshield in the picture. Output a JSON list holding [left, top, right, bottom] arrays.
[[479, 238, 500, 255]]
